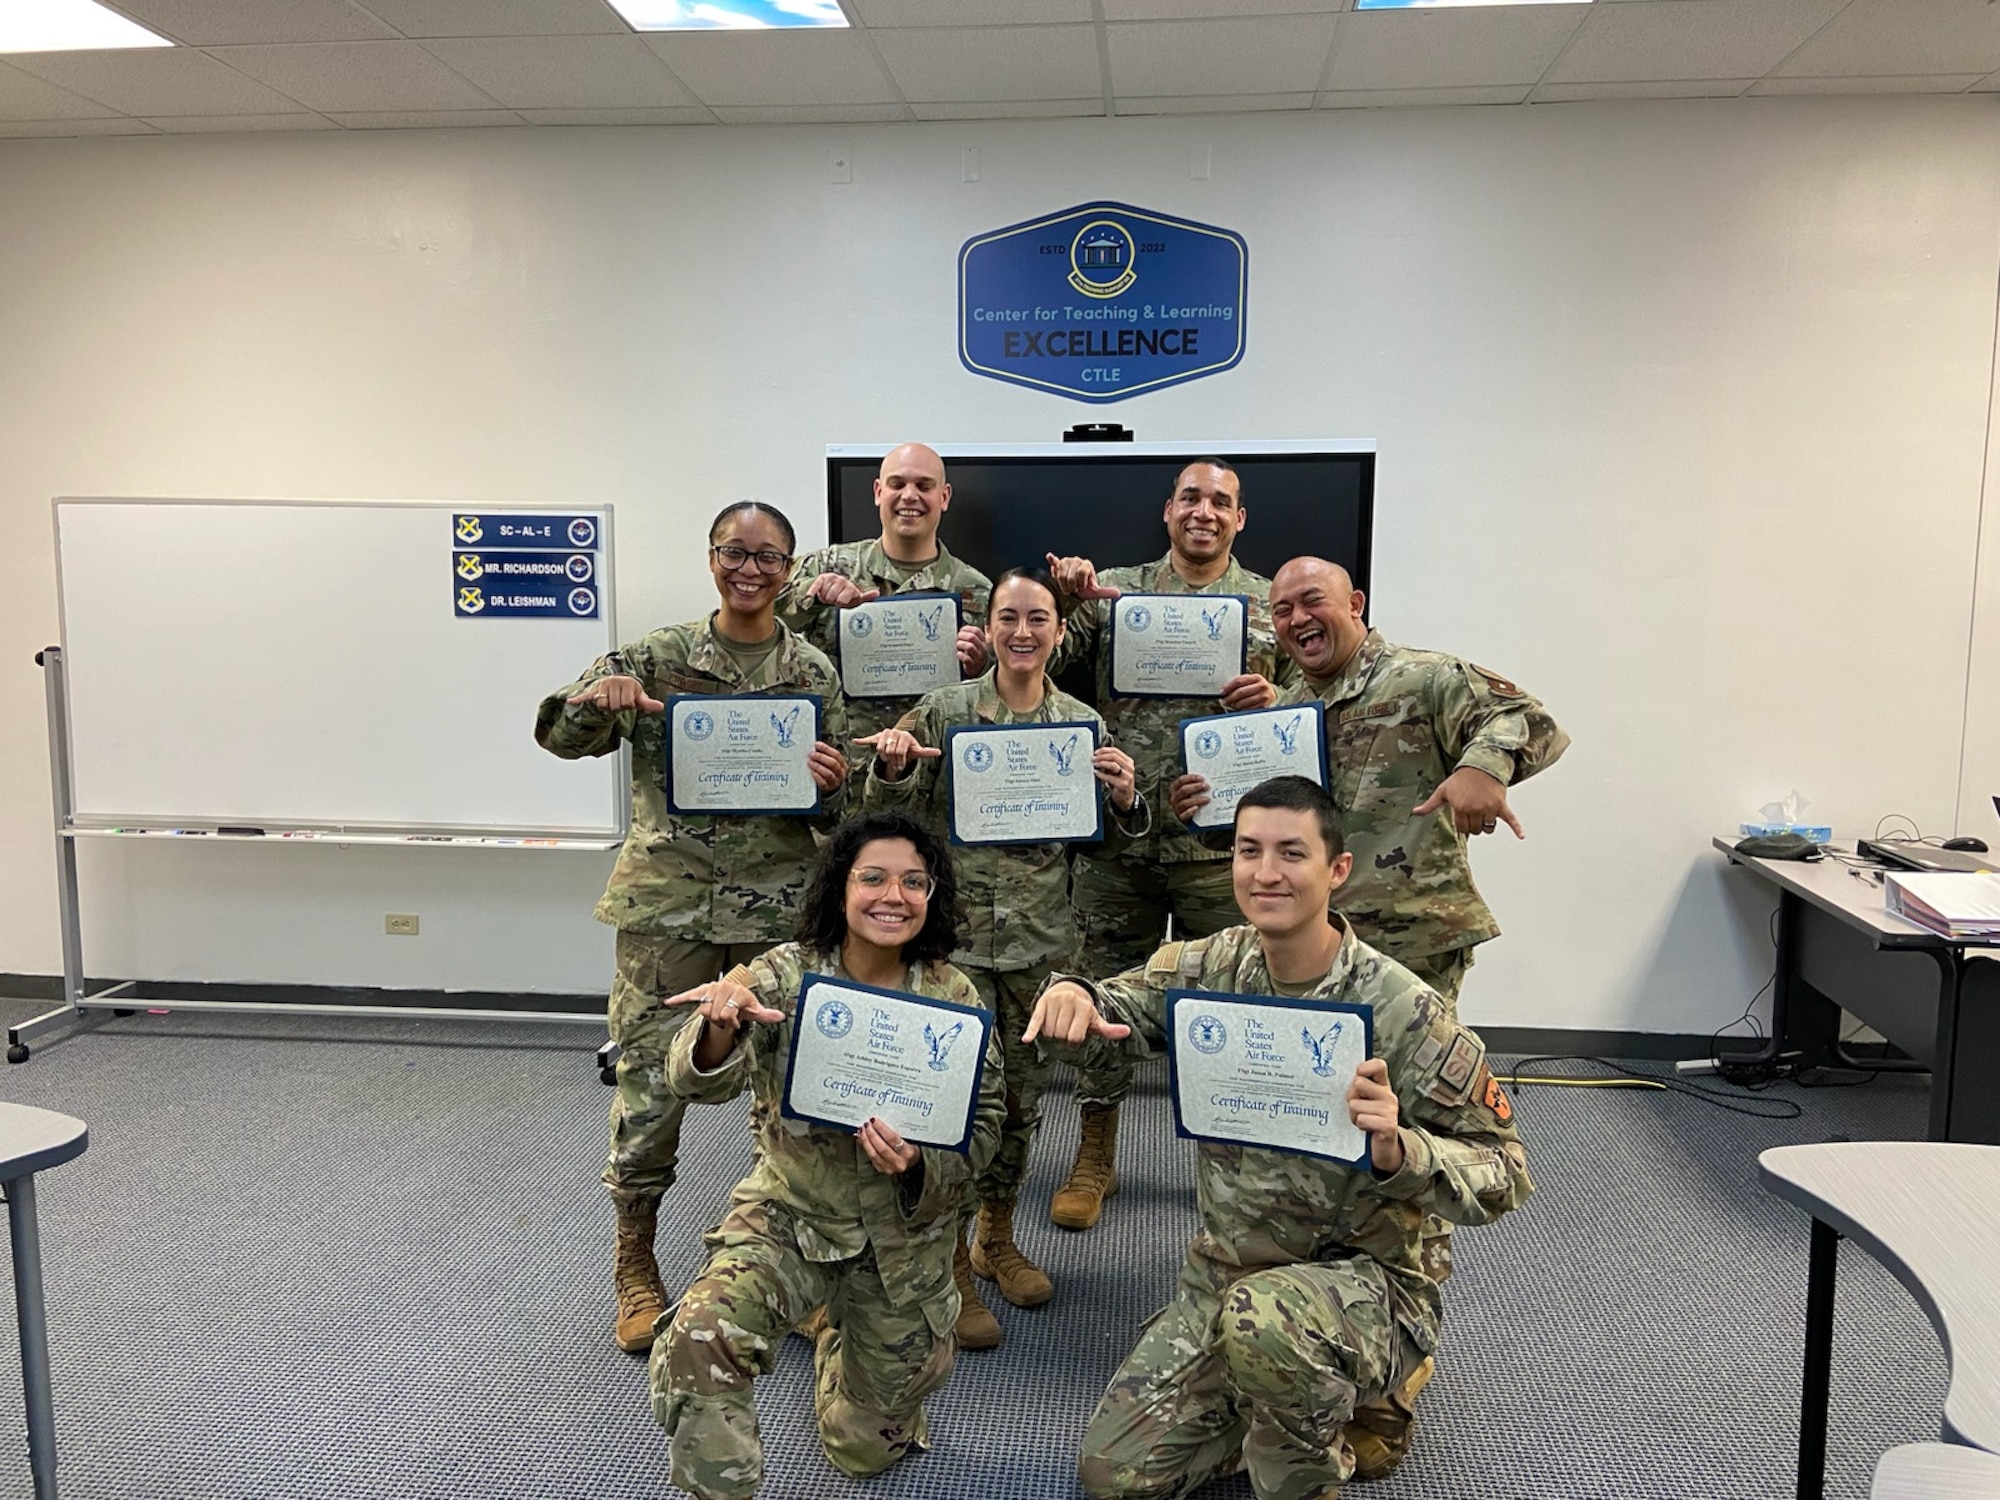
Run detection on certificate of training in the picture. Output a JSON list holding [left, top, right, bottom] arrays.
[[1108, 593, 1249, 698], [944, 721, 1103, 846], [1180, 702, 1329, 831], [838, 593, 963, 699], [664, 694, 821, 816], [1166, 990, 1373, 1166], [782, 975, 994, 1152]]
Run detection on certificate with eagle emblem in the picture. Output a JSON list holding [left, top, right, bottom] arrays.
[[943, 721, 1104, 846], [1108, 592, 1249, 698], [1166, 990, 1373, 1166], [782, 974, 994, 1153], [1179, 702, 1329, 831], [664, 694, 822, 816], [838, 592, 963, 699]]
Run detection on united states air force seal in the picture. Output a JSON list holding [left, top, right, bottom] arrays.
[[684, 710, 715, 741], [1187, 1014, 1228, 1054], [962, 741, 994, 773], [1123, 603, 1152, 633], [815, 999, 854, 1039]]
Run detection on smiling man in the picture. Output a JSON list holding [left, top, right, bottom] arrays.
[[1041, 457, 1293, 1233], [780, 442, 992, 788], [1024, 776, 1531, 1500]]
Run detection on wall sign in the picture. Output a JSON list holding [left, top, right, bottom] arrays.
[[958, 201, 1248, 404], [452, 512, 601, 618]]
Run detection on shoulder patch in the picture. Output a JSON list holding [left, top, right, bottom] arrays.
[[1145, 941, 1189, 983], [1430, 1032, 1482, 1104], [1480, 1066, 1513, 1122], [1471, 665, 1522, 698], [1412, 1033, 1444, 1074]]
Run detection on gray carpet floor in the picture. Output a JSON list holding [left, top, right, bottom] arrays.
[[0, 995, 1950, 1500]]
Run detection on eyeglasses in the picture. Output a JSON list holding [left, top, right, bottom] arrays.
[[850, 868, 936, 898], [711, 544, 793, 576]]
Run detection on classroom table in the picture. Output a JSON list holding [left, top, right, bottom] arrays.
[[1, 1102, 89, 1500], [1760, 1142, 2000, 1500], [1714, 837, 2000, 1144], [1871, 1443, 2000, 1500]]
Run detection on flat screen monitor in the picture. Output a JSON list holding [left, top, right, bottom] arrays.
[[824, 441, 1375, 604]]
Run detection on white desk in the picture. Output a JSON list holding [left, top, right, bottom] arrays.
[[1761, 1142, 2000, 1500], [1872, 1444, 2000, 1499], [1, 1102, 89, 1500]]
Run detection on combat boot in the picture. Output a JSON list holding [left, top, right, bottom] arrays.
[[1050, 1103, 1120, 1230], [1344, 1356, 1435, 1481], [953, 1231, 1003, 1349], [970, 1199, 1054, 1307], [613, 1196, 667, 1354]]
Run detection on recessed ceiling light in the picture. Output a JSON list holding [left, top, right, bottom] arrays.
[[0, 0, 172, 52], [608, 0, 849, 30], [1355, 0, 1589, 9]]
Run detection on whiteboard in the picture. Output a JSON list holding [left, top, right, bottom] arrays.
[[54, 498, 626, 838]]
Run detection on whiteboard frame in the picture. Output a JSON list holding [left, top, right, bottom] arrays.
[[52, 496, 630, 840]]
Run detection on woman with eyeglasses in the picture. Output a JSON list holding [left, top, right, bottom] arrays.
[[858, 565, 1148, 1349], [649, 810, 1004, 1500], [536, 500, 849, 1356]]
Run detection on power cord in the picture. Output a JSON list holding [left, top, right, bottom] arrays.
[[1499, 1055, 1803, 1119]]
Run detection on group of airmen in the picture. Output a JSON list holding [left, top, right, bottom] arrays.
[[535, 442, 1570, 1500]]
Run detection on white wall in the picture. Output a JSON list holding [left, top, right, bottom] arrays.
[[2, 97, 1996, 1032]]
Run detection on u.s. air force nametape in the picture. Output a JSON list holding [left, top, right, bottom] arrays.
[[958, 201, 1248, 404]]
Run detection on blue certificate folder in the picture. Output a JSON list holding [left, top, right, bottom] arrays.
[[942, 720, 1105, 847], [663, 693, 823, 817], [781, 974, 994, 1154], [1177, 700, 1329, 832], [1107, 592, 1251, 699], [1165, 989, 1375, 1168]]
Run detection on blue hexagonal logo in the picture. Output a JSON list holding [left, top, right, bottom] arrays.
[[958, 201, 1248, 404]]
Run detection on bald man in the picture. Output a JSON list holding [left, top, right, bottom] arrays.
[[779, 443, 992, 785]]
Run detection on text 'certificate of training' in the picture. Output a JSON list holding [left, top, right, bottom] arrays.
[[1167, 990, 1373, 1166], [1180, 702, 1328, 830], [665, 694, 821, 816], [783, 975, 993, 1152], [839, 593, 963, 699], [1108, 593, 1249, 698], [944, 721, 1102, 846]]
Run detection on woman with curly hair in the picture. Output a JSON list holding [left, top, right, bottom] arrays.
[[649, 811, 1005, 1500]]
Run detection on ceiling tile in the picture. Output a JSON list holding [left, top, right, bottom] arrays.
[[1549, 0, 1846, 84], [1319, 84, 1528, 109], [0, 63, 122, 120], [210, 41, 503, 112], [708, 102, 910, 123], [517, 106, 712, 124], [1104, 0, 1340, 17], [421, 36, 693, 108], [145, 112, 340, 131], [1118, 91, 1314, 113], [1775, 0, 2000, 78], [854, 0, 1089, 24], [1534, 78, 1753, 101], [327, 108, 524, 126], [358, 0, 629, 37], [1326, 8, 1587, 90], [0, 117, 158, 135], [1108, 16, 1338, 96], [874, 24, 1099, 102], [1751, 73, 1985, 95], [6, 48, 312, 117], [910, 98, 1100, 119], [645, 31, 899, 106], [102, 0, 397, 46]]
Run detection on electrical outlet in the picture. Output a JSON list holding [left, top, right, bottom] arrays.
[[385, 913, 419, 937]]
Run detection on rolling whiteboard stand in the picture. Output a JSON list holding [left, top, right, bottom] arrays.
[[11, 646, 619, 1063], [12, 498, 634, 1063]]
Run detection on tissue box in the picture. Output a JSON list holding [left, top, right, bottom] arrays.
[[1739, 822, 1833, 843]]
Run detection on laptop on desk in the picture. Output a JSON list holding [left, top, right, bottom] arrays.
[[1856, 839, 1999, 876]]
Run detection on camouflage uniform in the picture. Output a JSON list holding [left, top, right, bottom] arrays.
[[865, 670, 1147, 1206], [535, 615, 848, 1209], [1287, 628, 1568, 1007], [651, 943, 1005, 1500], [778, 539, 992, 790], [1058, 922, 1532, 1500], [1056, 553, 1291, 1110]]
